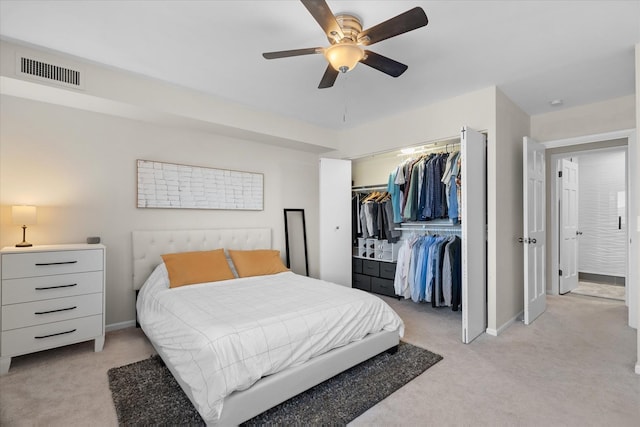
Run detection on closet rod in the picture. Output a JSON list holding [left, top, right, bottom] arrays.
[[352, 184, 387, 192], [398, 141, 460, 157], [395, 226, 462, 235], [395, 221, 461, 232]]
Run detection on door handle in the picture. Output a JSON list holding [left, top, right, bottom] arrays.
[[518, 237, 536, 244]]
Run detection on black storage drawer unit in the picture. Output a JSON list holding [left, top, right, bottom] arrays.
[[353, 273, 371, 291], [379, 262, 396, 279], [352, 257, 397, 298], [353, 257, 363, 274], [362, 259, 379, 276], [371, 277, 395, 297]]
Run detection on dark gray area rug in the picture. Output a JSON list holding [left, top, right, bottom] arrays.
[[108, 341, 442, 426]]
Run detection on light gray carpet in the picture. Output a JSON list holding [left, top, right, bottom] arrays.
[[107, 341, 442, 426]]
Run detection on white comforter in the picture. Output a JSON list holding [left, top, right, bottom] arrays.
[[137, 264, 404, 424]]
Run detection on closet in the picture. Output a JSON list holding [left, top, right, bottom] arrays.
[[349, 127, 487, 343]]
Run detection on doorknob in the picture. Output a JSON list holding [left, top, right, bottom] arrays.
[[530, 238, 537, 244], [576, 231, 583, 236]]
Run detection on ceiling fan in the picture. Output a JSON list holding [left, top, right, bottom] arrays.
[[262, 0, 428, 89]]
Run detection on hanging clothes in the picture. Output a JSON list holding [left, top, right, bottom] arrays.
[[441, 151, 460, 222], [389, 151, 457, 224], [395, 233, 420, 299], [442, 235, 462, 309], [352, 190, 400, 243], [393, 233, 462, 310]]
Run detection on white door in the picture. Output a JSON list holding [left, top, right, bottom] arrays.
[[461, 127, 487, 343], [559, 158, 580, 294], [523, 137, 546, 325], [319, 158, 352, 286]]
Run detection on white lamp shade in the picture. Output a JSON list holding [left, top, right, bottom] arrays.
[[324, 43, 364, 73], [12, 205, 37, 225]]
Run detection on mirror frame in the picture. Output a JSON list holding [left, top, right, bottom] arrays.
[[283, 208, 309, 276]]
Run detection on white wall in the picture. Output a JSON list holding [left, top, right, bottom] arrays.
[[635, 43, 639, 375], [493, 89, 530, 331], [531, 95, 635, 142], [0, 39, 341, 154], [0, 95, 321, 327], [577, 149, 627, 278]]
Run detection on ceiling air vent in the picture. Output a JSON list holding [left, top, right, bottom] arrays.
[[17, 55, 84, 89]]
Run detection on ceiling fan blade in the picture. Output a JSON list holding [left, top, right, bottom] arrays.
[[360, 50, 408, 77], [318, 65, 339, 89], [263, 47, 322, 59], [300, 0, 344, 41], [358, 7, 428, 46]]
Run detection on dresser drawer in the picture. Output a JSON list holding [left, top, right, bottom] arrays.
[[379, 262, 397, 280], [371, 277, 396, 297], [353, 273, 371, 291], [352, 258, 363, 274], [1, 271, 103, 305], [2, 293, 102, 331], [1, 315, 103, 358], [362, 259, 380, 276], [1, 249, 103, 279]]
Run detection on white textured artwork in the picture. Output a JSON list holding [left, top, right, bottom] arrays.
[[137, 160, 263, 210]]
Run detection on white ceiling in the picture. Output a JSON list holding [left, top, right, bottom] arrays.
[[1, 0, 638, 130]]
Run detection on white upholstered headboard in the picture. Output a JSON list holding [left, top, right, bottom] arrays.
[[132, 228, 272, 290]]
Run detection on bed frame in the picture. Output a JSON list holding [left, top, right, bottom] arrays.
[[132, 228, 400, 426]]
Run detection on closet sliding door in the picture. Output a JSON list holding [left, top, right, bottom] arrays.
[[461, 126, 487, 343]]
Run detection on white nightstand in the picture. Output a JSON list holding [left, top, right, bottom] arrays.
[[0, 244, 105, 374]]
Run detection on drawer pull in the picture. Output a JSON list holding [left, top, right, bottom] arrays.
[[35, 283, 78, 291], [35, 306, 77, 315], [35, 261, 78, 266], [35, 329, 77, 339]]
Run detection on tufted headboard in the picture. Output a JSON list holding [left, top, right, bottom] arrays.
[[132, 228, 271, 290]]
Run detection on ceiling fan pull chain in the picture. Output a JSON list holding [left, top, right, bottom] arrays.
[[343, 75, 349, 123]]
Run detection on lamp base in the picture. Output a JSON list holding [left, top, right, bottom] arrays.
[[16, 225, 33, 247]]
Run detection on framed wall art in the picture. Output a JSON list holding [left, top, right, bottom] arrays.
[[137, 160, 263, 210]]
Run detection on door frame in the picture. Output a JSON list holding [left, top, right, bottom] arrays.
[[544, 129, 636, 330]]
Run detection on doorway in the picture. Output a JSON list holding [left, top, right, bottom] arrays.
[[553, 147, 627, 301], [547, 133, 636, 329]]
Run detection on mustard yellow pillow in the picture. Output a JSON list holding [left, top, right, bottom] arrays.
[[161, 249, 235, 288], [228, 249, 289, 278]]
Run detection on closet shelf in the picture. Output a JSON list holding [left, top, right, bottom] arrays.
[[395, 221, 461, 234]]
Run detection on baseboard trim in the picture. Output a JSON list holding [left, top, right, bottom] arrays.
[[486, 310, 523, 337], [106, 320, 136, 332]]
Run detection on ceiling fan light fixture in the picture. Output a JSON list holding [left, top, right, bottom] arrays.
[[324, 42, 364, 73]]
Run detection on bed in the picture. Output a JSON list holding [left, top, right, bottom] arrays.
[[133, 228, 404, 426]]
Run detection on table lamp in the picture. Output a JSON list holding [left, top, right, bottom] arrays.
[[12, 205, 37, 247]]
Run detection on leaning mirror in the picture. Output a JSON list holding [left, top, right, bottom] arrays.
[[284, 209, 309, 276]]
